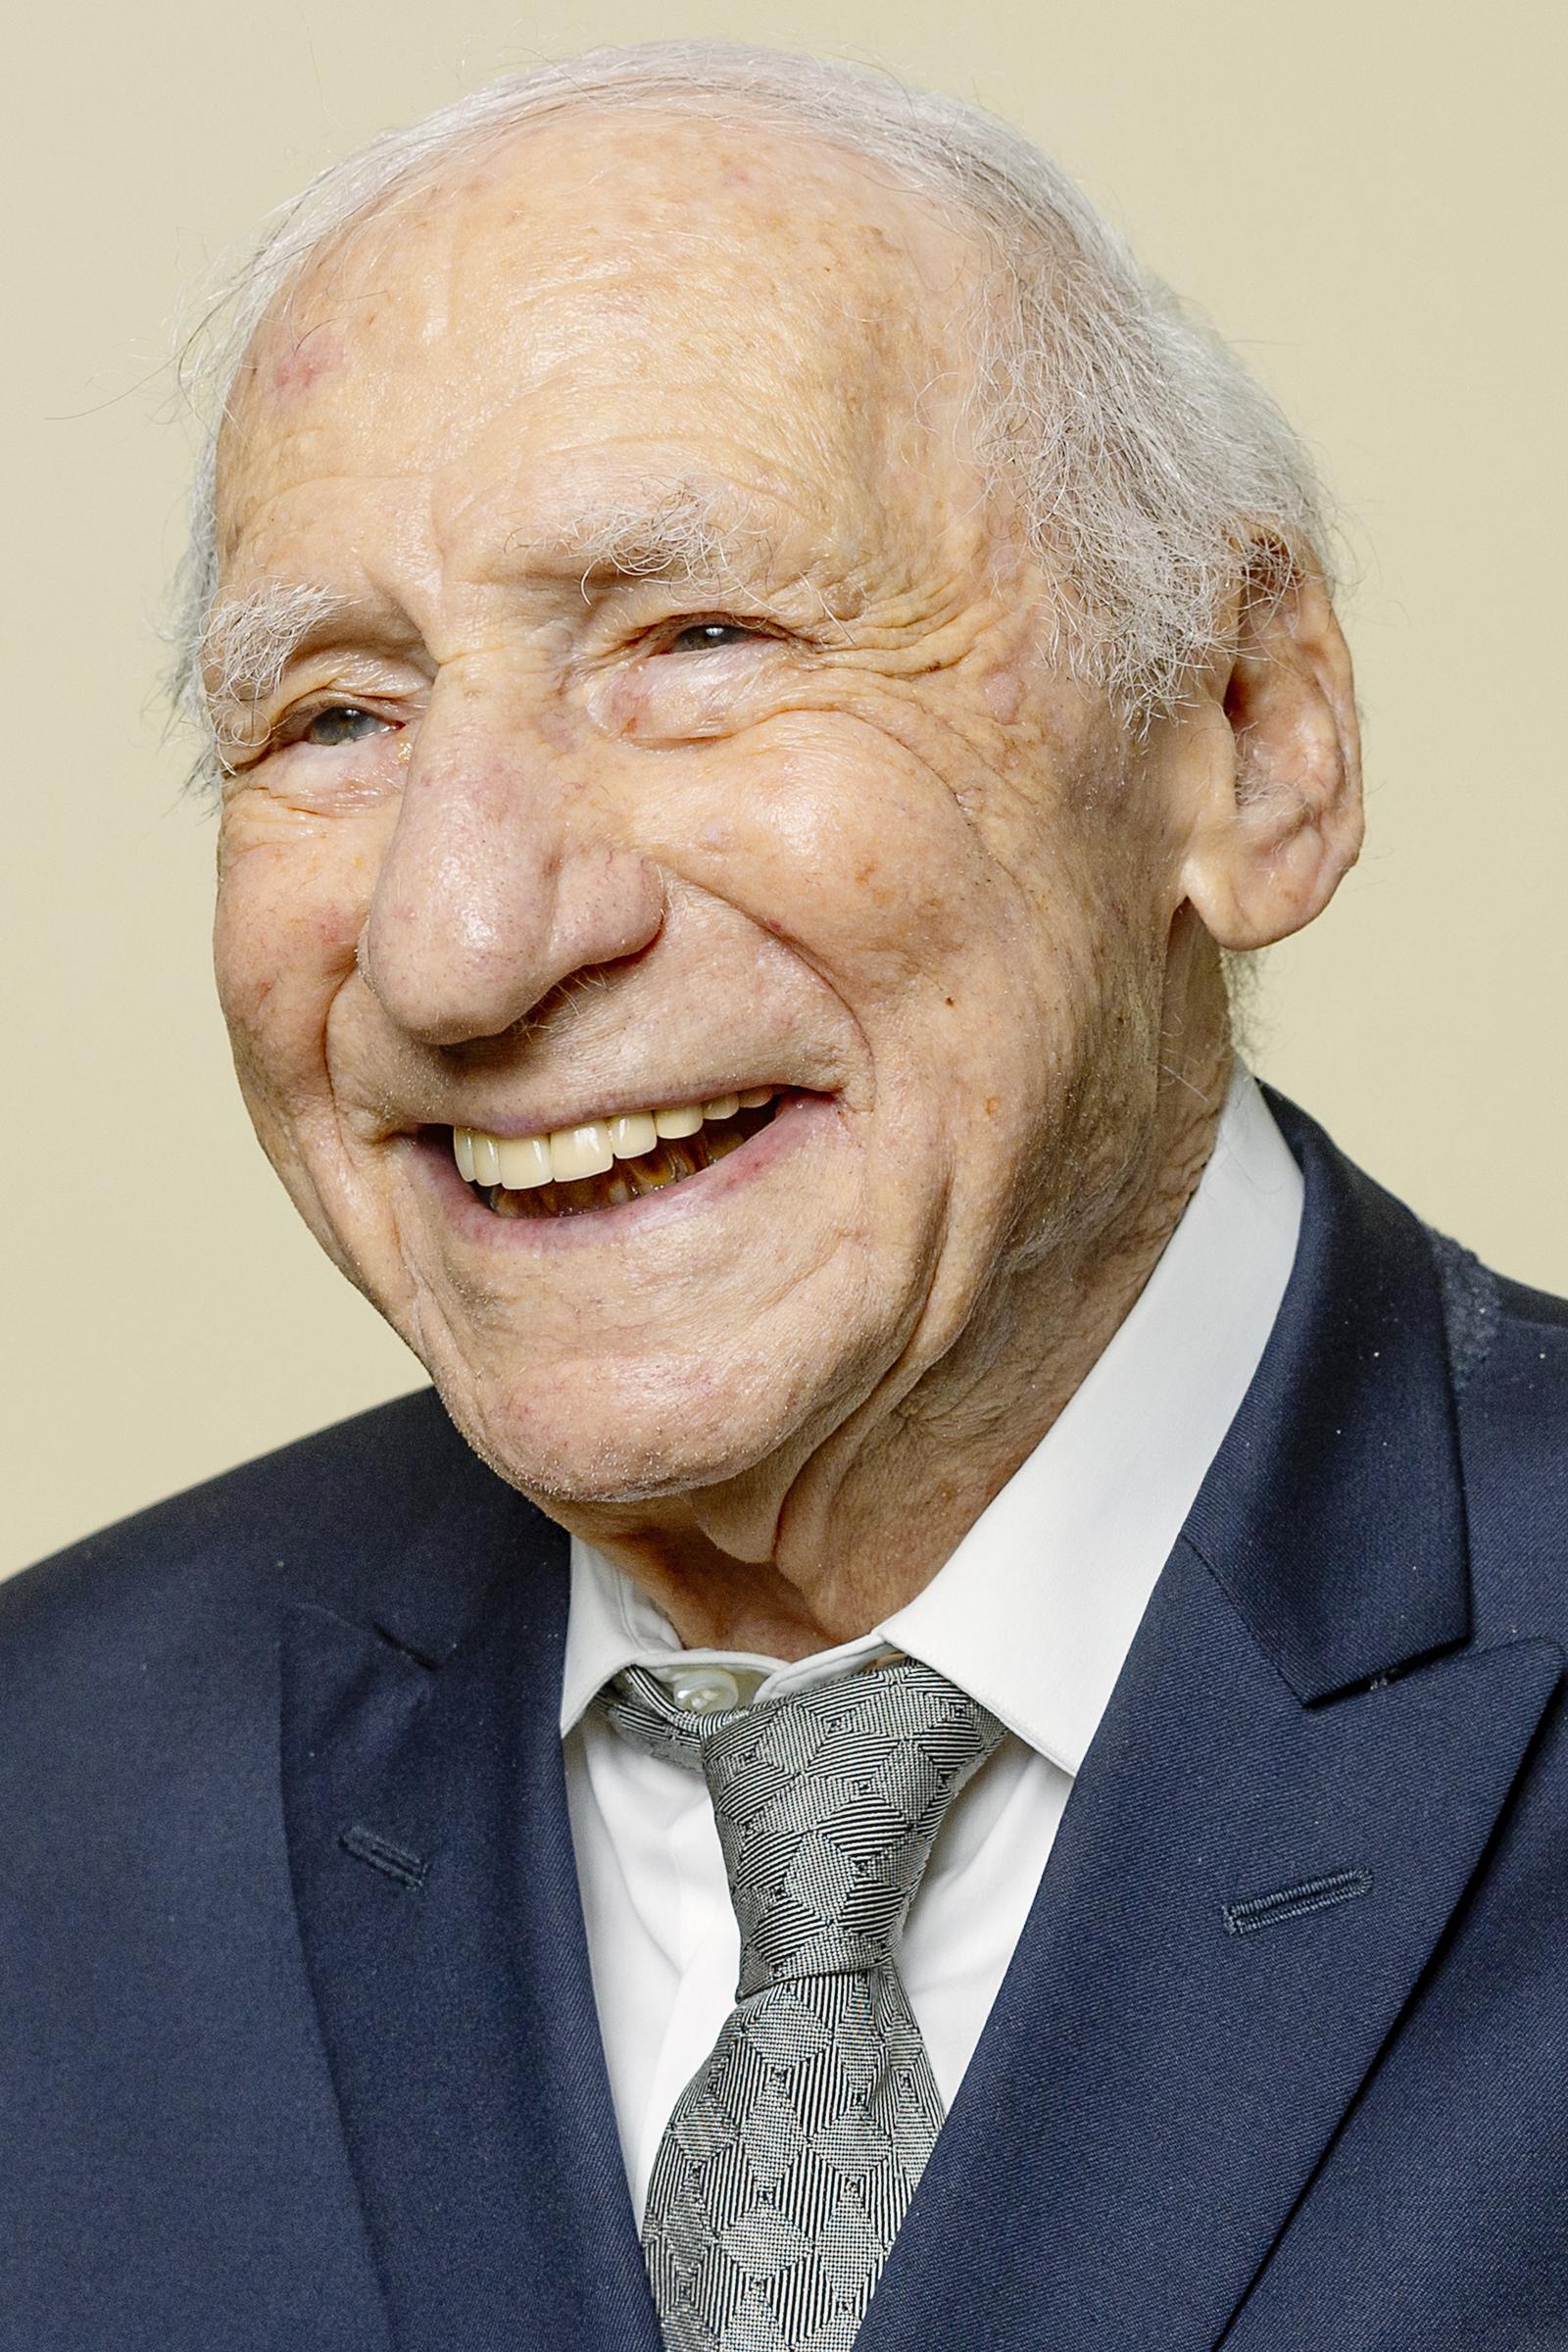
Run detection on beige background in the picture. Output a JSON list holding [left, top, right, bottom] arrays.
[[5, 0, 1563, 1578]]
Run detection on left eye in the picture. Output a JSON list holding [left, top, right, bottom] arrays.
[[301, 706, 391, 747], [666, 622, 760, 654]]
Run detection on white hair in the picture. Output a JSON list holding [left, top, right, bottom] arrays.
[[170, 40, 1334, 781]]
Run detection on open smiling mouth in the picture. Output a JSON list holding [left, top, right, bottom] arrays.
[[450, 1089, 783, 1218]]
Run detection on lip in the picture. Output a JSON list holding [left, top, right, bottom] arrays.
[[404, 1089, 834, 1251]]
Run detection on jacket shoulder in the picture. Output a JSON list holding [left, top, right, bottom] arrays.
[[1427, 1223, 1568, 1393], [0, 1387, 503, 1695], [1426, 1230, 1568, 1639], [1494, 1269, 1568, 1330]]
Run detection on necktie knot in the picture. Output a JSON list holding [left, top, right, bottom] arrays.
[[602, 1658, 1004, 1996]]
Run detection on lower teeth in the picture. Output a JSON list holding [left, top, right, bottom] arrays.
[[476, 1107, 768, 1219]]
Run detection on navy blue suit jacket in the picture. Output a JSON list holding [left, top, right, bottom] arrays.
[[6, 1096, 1568, 2350]]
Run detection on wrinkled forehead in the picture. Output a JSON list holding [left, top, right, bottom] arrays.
[[216, 111, 993, 570]]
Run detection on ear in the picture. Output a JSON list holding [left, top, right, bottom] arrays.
[[1177, 547, 1363, 951]]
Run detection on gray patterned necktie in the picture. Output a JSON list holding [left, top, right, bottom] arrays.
[[600, 1655, 1005, 2352]]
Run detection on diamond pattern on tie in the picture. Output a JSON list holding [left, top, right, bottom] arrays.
[[600, 1658, 1004, 2352]]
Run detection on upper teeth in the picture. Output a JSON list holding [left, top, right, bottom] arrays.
[[453, 1089, 774, 1189]]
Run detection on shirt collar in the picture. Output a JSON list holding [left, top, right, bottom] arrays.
[[560, 1066, 1302, 1768]]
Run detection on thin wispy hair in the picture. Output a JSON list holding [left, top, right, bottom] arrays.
[[170, 41, 1336, 788]]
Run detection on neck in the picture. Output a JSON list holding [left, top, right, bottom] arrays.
[[558, 979, 1233, 1659]]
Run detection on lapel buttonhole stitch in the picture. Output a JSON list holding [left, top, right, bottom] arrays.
[[1222, 1867, 1372, 1937]]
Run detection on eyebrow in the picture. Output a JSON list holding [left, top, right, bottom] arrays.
[[541, 484, 779, 601], [201, 583, 358, 713], [201, 481, 850, 717], [546, 483, 861, 644]]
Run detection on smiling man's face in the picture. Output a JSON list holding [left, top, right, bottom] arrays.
[[210, 111, 1191, 1528]]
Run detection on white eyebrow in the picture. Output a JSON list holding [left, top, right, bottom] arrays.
[[200, 583, 352, 712], [546, 485, 770, 601]]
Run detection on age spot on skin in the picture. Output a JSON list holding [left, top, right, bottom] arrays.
[[983, 662, 1027, 726], [853, 857, 898, 910], [263, 326, 346, 404]]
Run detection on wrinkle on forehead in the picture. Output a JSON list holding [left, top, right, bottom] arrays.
[[231, 110, 985, 421], [215, 113, 1005, 630]]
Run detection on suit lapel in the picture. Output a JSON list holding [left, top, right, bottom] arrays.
[[858, 1544, 1559, 2352], [858, 1098, 1564, 2352], [280, 1485, 661, 2352]]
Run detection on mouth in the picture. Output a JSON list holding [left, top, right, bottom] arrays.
[[450, 1088, 785, 1219]]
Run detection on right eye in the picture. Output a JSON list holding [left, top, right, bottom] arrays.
[[298, 705, 393, 747]]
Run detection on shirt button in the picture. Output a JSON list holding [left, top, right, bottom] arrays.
[[666, 1666, 742, 1716]]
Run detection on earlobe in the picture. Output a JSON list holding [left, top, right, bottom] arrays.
[[1179, 557, 1364, 953]]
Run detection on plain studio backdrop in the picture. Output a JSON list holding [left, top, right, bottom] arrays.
[[4, 0, 1563, 1578]]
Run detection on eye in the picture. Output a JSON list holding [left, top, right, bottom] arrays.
[[665, 621, 763, 654], [299, 705, 392, 747]]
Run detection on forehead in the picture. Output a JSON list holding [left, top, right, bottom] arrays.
[[216, 111, 989, 582]]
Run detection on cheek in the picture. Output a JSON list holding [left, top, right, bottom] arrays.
[[714, 722, 994, 978], [214, 810, 375, 1079]]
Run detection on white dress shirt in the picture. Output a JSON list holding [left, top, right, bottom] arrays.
[[561, 1067, 1302, 2217]]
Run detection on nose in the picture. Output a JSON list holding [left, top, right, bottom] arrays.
[[359, 684, 664, 1046]]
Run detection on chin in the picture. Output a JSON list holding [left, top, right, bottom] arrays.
[[436, 1347, 810, 1509]]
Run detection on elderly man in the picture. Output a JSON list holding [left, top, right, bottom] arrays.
[[6, 40, 1566, 2352]]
